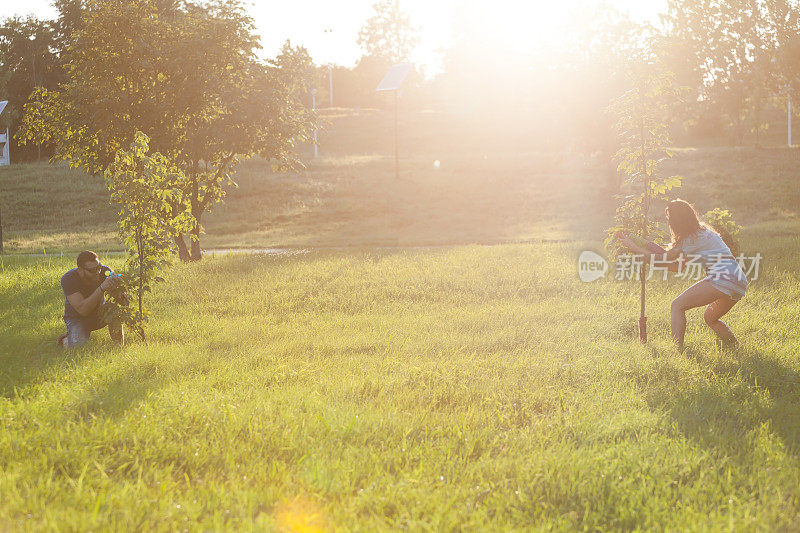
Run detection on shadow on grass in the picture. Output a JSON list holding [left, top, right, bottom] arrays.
[[69, 360, 170, 421], [645, 346, 800, 458], [0, 273, 69, 398], [0, 268, 147, 408]]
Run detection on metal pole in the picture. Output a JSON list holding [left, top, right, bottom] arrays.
[[789, 92, 792, 147], [312, 91, 318, 158], [0, 127, 5, 251], [328, 64, 333, 107], [323, 28, 334, 107], [32, 42, 41, 161], [394, 90, 399, 179]]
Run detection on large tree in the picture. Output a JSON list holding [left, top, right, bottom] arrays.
[[660, 0, 790, 144], [0, 15, 63, 161], [764, 0, 800, 110], [17, 0, 314, 260], [357, 0, 418, 65]]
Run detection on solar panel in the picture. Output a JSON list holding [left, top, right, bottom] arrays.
[[376, 64, 413, 92]]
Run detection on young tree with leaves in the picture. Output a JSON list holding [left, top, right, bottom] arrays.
[[606, 62, 684, 343], [101, 131, 194, 342]]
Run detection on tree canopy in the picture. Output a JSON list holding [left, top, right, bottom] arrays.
[[16, 0, 314, 260], [357, 0, 418, 64], [0, 15, 63, 159]]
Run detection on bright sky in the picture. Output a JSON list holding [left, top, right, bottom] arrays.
[[2, 0, 666, 73]]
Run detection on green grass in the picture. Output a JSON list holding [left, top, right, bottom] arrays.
[[1, 229, 799, 529], [2, 108, 800, 529]]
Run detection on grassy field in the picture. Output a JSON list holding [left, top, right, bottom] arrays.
[[2, 108, 798, 254], [2, 237, 799, 530], [2, 108, 800, 529]]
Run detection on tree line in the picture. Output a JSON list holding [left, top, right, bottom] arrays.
[[318, 0, 800, 149], [5, 1, 800, 157], [2, 0, 314, 261]]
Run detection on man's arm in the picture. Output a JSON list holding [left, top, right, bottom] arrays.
[[66, 278, 117, 316]]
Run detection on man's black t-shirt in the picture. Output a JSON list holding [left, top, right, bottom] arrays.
[[61, 268, 103, 320]]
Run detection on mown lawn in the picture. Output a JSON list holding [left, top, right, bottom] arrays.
[[2, 108, 800, 529], [2, 230, 799, 529]]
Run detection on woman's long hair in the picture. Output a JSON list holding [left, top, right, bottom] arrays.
[[666, 199, 707, 249]]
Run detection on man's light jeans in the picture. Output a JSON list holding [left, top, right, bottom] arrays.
[[64, 315, 106, 347]]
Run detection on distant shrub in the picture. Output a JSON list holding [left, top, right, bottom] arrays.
[[704, 207, 742, 255]]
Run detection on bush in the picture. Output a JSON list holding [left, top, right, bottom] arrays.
[[704, 207, 742, 255]]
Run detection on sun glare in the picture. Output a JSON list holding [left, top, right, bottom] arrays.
[[460, 0, 577, 53]]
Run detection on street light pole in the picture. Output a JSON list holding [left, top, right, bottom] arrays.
[[394, 90, 399, 179], [311, 88, 318, 159], [29, 34, 41, 161], [323, 28, 334, 107], [0, 100, 7, 253]]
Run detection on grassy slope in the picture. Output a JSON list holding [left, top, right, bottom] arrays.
[[1, 234, 799, 530], [2, 108, 798, 253], [1, 110, 800, 529]]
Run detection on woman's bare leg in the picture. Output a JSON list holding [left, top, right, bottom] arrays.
[[704, 297, 738, 346], [670, 281, 728, 351]]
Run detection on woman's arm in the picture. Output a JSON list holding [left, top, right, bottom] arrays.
[[619, 236, 682, 262]]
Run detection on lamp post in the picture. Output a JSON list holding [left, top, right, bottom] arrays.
[[771, 56, 792, 147], [323, 28, 334, 107], [0, 100, 8, 254], [29, 34, 41, 161], [311, 88, 318, 158], [788, 88, 792, 147]]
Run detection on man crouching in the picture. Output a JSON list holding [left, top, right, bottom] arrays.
[[58, 250, 124, 348]]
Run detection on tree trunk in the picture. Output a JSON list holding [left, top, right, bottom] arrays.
[[174, 234, 190, 262], [190, 229, 202, 261], [188, 169, 203, 262], [189, 210, 203, 261], [136, 229, 147, 343], [606, 148, 619, 192], [639, 117, 648, 343]]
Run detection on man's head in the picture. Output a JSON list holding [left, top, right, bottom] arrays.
[[76, 250, 101, 282]]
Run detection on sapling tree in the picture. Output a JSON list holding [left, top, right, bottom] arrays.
[[101, 131, 194, 342], [605, 62, 684, 343]]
